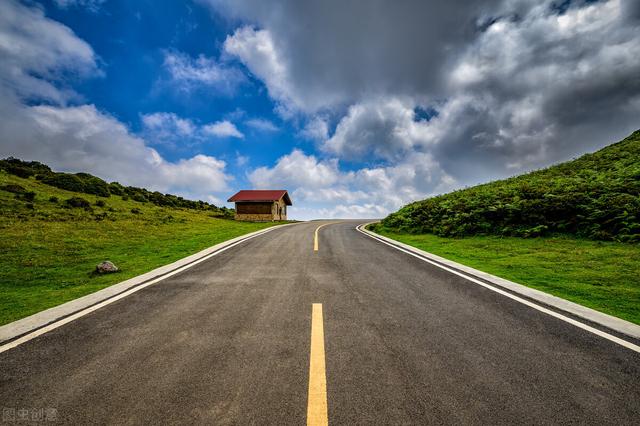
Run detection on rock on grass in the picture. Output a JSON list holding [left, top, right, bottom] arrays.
[[96, 261, 118, 274]]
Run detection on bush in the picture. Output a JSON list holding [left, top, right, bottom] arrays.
[[130, 207, 142, 214], [108, 182, 125, 196], [121, 195, 129, 201], [42, 173, 85, 193], [95, 200, 106, 207], [64, 197, 91, 209], [39, 171, 110, 197], [0, 157, 51, 179], [21, 191, 36, 202], [49, 196, 59, 203], [0, 184, 26, 194], [132, 193, 147, 203], [4, 166, 32, 178], [76, 173, 110, 197]]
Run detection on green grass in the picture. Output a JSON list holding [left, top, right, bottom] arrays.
[[0, 171, 280, 326], [372, 226, 640, 325]]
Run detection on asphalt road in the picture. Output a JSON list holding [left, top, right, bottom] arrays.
[[1, 221, 639, 425]]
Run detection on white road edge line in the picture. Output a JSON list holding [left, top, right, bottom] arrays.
[[355, 224, 640, 354], [0, 225, 288, 354]]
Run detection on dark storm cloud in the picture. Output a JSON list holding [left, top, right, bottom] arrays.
[[208, 0, 506, 110]]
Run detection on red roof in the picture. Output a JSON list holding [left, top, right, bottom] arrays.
[[228, 190, 292, 205]]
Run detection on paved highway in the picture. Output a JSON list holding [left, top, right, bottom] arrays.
[[1, 221, 639, 424]]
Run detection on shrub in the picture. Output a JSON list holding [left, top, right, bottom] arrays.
[[132, 193, 147, 203], [108, 182, 125, 196], [39, 171, 110, 197], [0, 184, 26, 194], [130, 208, 142, 214], [121, 195, 129, 201], [21, 191, 36, 202], [95, 200, 106, 207], [42, 173, 85, 193], [25, 203, 34, 210], [76, 173, 110, 197], [0, 158, 51, 177], [49, 196, 59, 203], [64, 196, 91, 209], [4, 166, 32, 178]]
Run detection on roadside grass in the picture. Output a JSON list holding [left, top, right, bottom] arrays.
[[371, 225, 640, 325], [0, 171, 280, 326]]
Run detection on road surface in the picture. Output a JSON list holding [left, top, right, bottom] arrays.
[[1, 221, 639, 424]]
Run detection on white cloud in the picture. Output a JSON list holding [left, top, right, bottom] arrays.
[[142, 112, 196, 138], [300, 117, 329, 141], [163, 51, 245, 93], [247, 149, 454, 220], [0, 0, 232, 203], [323, 98, 437, 161], [0, 102, 232, 199], [0, 0, 98, 104], [223, 26, 334, 113], [249, 149, 340, 190], [245, 118, 279, 132], [142, 112, 245, 144], [235, 152, 249, 167], [202, 120, 244, 139], [223, 27, 287, 98]]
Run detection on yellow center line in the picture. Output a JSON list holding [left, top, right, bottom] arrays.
[[313, 222, 338, 252], [307, 303, 328, 426]]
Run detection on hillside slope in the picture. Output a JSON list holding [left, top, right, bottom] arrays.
[[0, 163, 278, 325], [381, 130, 640, 242]]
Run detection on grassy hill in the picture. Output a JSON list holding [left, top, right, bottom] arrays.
[[0, 160, 280, 325], [380, 130, 640, 242]]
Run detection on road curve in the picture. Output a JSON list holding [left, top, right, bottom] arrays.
[[1, 220, 639, 424]]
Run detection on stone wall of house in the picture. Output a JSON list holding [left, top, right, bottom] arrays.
[[274, 198, 287, 220], [234, 213, 275, 221], [234, 198, 288, 221]]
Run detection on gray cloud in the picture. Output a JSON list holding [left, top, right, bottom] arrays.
[[209, 0, 507, 112]]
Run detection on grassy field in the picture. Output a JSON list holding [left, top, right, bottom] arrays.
[[371, 226, 640, 325], [0, 171, 279, 326]]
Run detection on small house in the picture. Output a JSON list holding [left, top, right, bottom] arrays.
[[227, 190, 292, 221]]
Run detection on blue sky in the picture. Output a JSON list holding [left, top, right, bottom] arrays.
[[1, 0, 639, 219], [41, 0, 311, 185]]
